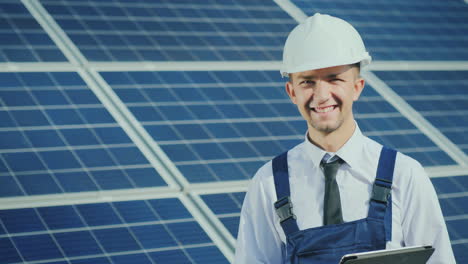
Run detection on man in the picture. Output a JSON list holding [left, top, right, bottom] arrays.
[[234, 13, 455, 263]]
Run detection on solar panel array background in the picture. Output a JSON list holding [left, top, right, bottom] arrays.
[[292, 0, 468, 61], [0, 0, 467, 263]]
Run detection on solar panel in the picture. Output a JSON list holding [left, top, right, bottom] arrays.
[[0, 0, 66, 62], [291, 0, 468, 61], [373, 70, 468, 155], [0, 198, 228, 263], [41, 0, 297, 61], [356, 79, 456, 166], [201, 192, 245, 238], [0, 71, 166, 197], [432, 175, 468, 195], [432, 174, 468, 263]]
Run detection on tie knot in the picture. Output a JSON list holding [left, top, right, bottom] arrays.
[[321, 157, 343, 181]]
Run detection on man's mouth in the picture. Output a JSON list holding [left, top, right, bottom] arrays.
[[311, 105, 336, 113]]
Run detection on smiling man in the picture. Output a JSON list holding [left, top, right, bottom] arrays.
[[286, 64, 363, 152], [234, 14, 454, 264]]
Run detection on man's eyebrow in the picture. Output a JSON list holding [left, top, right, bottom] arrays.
[[297, 72, 342, 79], [296, 74, 317, 80], [325, 73, 341, 78]]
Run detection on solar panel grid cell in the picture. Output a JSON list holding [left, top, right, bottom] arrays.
[[0, 238, 22, 263]]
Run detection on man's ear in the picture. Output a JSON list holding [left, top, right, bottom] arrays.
[[353, 77, 365, 101], [285, 81, 297, 104]]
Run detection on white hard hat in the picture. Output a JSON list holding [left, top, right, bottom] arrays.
[[280, 13, 371, 77]]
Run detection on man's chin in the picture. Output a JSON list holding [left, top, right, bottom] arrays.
[[316, 126, 338, 134], [309, 121, 341, 134]]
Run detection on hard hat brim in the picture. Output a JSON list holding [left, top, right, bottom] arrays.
[[281, 54, 371, 78]]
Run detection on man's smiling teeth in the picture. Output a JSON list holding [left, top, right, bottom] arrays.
[[313, 105, 335, 113]]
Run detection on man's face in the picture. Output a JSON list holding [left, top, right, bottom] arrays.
[[285, 64, 364, 136]]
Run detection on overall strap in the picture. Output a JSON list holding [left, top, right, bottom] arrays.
[[368, 146, 397, 242], [272, 151, 299, 236]]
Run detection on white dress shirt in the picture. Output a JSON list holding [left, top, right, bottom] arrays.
[[234, 125, 455, 264]]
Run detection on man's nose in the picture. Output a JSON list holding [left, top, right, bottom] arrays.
[[314, 80, 331, 102]]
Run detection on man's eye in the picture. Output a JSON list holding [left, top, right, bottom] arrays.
[[330, 78, 343, 82], [301, 80, 315, 85]]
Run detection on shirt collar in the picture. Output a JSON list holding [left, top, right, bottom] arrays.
[[304, 124, 365, 169]]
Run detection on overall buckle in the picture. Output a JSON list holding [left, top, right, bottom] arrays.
[[274, 196, 296, 223], [371, 183, 391, 204]]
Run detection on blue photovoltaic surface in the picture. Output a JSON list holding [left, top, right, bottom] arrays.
[[355, 80, 455, 166], [100, 70, 306, 183], [431, 175, 468, 263], [373, 70, 468, 155], [0, 72, 166, 197], [0, 0, 66, 62], [99, 70, 454, 184], [292, 0, 468, 61], [0, 198, 228, 264], [40, 0, 297, 61], [201, 192, 245, 238]]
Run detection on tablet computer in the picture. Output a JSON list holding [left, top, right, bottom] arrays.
[[340, 245, 434, 264]]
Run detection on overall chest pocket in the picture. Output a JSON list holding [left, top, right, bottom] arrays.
[[287, 219, 385, 263], [294, 243, 374, 264]]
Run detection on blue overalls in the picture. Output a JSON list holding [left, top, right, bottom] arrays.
[[272, 146, 397, 264]]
